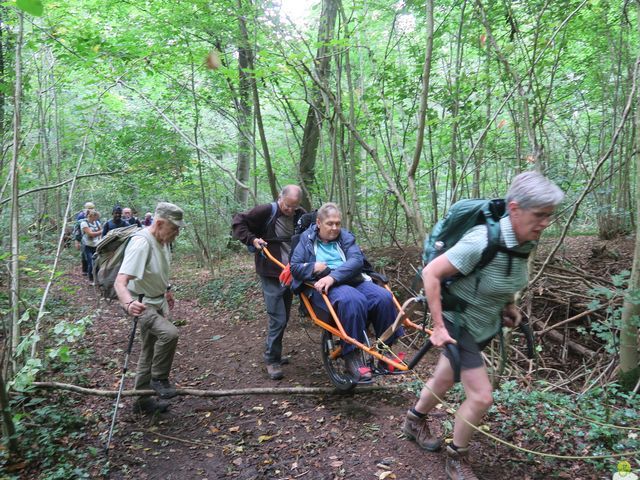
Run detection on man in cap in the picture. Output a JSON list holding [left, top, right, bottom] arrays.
[[114, 202, 185, 414], [231, 185, 305, 380]]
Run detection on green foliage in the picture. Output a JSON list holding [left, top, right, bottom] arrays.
[[16, 0, 43, 16], [47, 316, 92, 364], [577, 271, 639, 355], [1, 396, 105, 479], [492, 381, 640, 471], [202, 277, 261, 321]]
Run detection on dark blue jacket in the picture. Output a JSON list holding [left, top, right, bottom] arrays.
[[290, 225, 364, 292]]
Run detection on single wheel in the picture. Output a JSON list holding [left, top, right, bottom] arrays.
[[320, 330, 357, 392]]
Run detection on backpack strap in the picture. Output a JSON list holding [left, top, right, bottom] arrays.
[[267, 201, 278, 226]]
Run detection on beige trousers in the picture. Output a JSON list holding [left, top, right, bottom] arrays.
[[134, 306, 179, 390]]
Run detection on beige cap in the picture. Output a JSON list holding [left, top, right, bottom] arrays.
[[155, 202, 186, 227], [84, 202, 95, 209]]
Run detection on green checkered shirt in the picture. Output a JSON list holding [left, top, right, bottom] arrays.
[[443, 216, 535, 342]]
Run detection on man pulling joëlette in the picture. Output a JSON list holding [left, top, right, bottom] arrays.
[[231, 185, 305, 380]]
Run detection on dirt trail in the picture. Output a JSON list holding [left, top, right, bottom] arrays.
[[46, 239, 623, 479]]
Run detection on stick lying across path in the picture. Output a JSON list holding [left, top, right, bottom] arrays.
[[30, 381, 404, 398]]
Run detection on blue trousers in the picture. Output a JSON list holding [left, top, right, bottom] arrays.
[[309, 280, 402, 356], [260, 276, 292, 364], [83, 245, 96, 281]]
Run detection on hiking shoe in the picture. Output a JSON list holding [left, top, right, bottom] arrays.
[[445, 445, 478, 480], [343, 351, 373, 383], [133, 397, 170, 415], [279, 357, 290, 365], [266, 363, 284, 380], [402, 410, 442, 451], [150, 378, 177, 399]]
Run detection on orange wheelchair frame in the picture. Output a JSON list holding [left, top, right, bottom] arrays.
[[261, 247, 461, 391]]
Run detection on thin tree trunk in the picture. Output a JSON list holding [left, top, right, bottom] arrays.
[[0, 368, 17, 456], [189, 52, 213, 270], [448, 1, 467, 204], [618, 9, 640, 384], [338, 3, 357, 229], [298, 0, 339, 211], [406, 0, 434, 241], [9, 12, 24, 372], [235, 7, 253, 206], [238, 0, 278, 200], [0, 6, 6, 168]]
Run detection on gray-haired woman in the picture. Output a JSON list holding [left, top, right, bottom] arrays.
[[402, 171, 564, 480]]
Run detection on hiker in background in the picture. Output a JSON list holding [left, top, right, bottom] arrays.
[[143, 212, 153, 227], [402, 171, 564, 480], [74, 201, 95, 276], [114, 202, 185, 414], [80, 209, 102, 285], [289, 202, 403, 383], [123, 207, 142, 227], [231, 185, 305, 381], [102, 206, 128, 236]]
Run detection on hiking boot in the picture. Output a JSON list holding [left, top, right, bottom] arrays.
[[266, 363, 284, 380], [279, 357, 290, 365], [133, 397, 170, 415], [343, 351, 373, 382], [445, 445, 478, 480], [150, 378, 177, 399], [401, 410, 442, 451]]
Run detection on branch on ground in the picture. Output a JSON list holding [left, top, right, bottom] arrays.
[[29, 381, 404, 398]]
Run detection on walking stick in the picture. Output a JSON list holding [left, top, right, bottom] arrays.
[[105, 294, 144, 454]]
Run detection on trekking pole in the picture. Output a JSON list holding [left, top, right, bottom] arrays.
[[105, 293, 144, 455]]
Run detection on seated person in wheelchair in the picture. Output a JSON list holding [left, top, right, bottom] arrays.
[[289, 202, 402, 382]]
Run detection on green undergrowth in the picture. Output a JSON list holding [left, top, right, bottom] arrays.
[[1, 394, 107, 479], [490, 380, 640, 472], [404, 378, 639, 473], [201, 276, 261, 322]]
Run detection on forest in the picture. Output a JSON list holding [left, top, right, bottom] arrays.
[[1, 0, 639, 478]]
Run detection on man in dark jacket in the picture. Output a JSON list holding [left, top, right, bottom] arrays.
[[103, 206, 129, 236], [231, 185, 305, 380]]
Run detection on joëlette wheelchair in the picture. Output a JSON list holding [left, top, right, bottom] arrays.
[[261, 246, 461, 392]]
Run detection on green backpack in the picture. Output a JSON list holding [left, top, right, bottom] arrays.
[[423, 199, 511, 272], [93, 225, 145, 300]]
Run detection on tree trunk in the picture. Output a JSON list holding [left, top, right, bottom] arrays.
[[406, 0, 434, 241], [9, 12, 24, 372], [0, 6, 6, 161], [0, 368, 17, 456], [618, 24, 640, 387], [234, 9, 253, 207], [190, 51, 213, 270], [238, 0, 278, 200], [298, 0, 339, 211]]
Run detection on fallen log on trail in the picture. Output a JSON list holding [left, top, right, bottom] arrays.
[[29, 381, 404, 398]]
